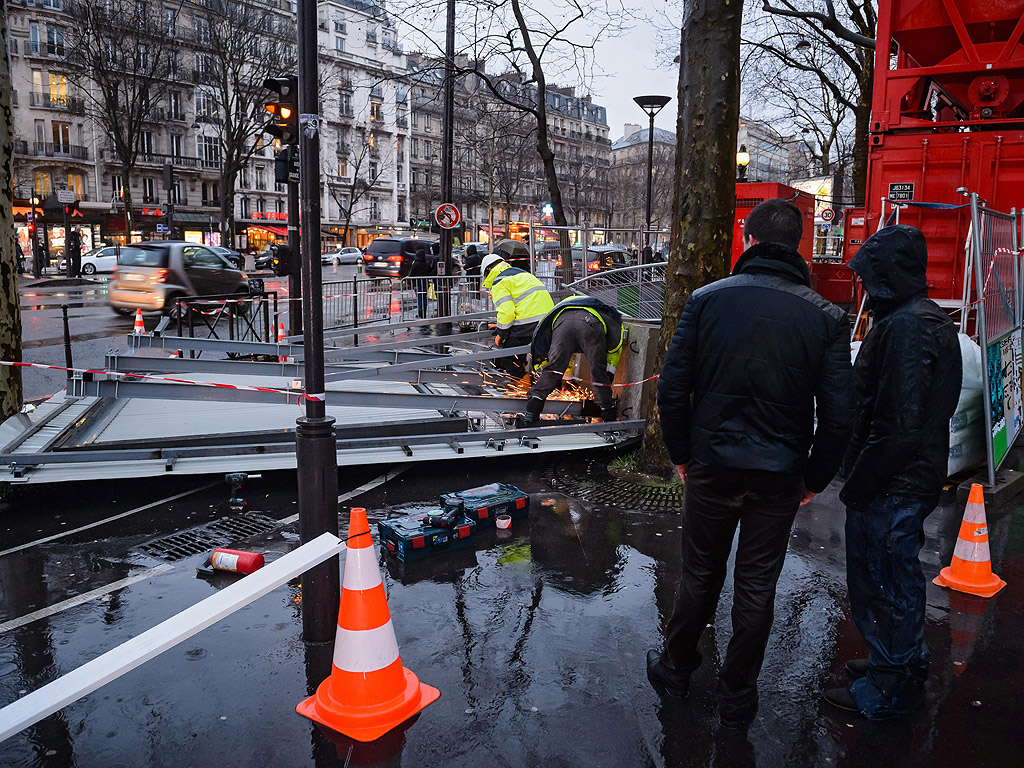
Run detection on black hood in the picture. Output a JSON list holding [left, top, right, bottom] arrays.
[[732, 241, 812, 287], [849, 224, 928, 304]]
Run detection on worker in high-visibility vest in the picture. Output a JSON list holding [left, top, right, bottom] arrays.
[[522, 295, 624, 425], [481, 254, 554, 377]]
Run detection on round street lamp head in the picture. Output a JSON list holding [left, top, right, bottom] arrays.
[[736, 145, 751, 167], [633, 95, 672, 117]]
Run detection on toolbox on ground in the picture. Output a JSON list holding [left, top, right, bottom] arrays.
[[378, 513, 477, 562], [440, 483, 530, 528]]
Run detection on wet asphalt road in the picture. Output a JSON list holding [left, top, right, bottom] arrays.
[[0, 455, 1022, 768], [15, 264, 358, 402]]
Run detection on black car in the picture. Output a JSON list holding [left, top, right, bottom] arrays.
[[254, 249, 275, 271], [363, 237, 436, 278], [213, 247, 246, 270]]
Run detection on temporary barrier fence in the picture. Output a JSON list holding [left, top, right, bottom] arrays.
[[566, 262, 668, 322], [322, 276, 494, 331], [172, 291, 279, 353], [969, 194, 1022, 485]]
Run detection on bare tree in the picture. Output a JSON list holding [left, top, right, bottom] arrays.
[[61, 0, 177, 238], [474, 103, 536, 235], [324, 126, 397, 246], [747, 0, 876, 204], [639, 0, 744, 474], [196, 0, 297, 245], [610, 142, 675, 234], [1, 4, 23, 420]]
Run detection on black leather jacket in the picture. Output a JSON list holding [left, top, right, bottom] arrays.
[[841, 225, 962, 509], [658, 242, 854, 492]]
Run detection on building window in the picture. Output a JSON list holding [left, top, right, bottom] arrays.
[[340, 93, 352, 116], [139, 131, 154, 155], [369, 161, 378, 180], [335, 37, 345, 52], [169, 91, 182, 120], [198, 135, 221, 168], [111, 175, 124, 199], [240, 198, 250, 218], [370, 102, 383, 121], [411, 111, 418, 128], [142, 177, 156, 203], [196, 17, 210, 45], [46, 26, 65, 57], [172, 180, 183, 204], [239, 166, 250, 189], [398, 200, 405, 222], [396, 164, 403, 183], [337, 157, 347, 177], [67, 173, 83, 198], [370, 198, 380, 219], [170, 134, 184, 158], [163, 8, 176, 36], [424, 113, 431, 132], [411, 138, 418, 157], [255, 166, 266, 191], [424, 141, 432, 159]]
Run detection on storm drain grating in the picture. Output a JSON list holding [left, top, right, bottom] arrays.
[[138, 512, 281, 561]]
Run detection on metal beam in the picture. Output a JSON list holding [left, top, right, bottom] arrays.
[[323, 329, 493, 355], [0, 421, 642, 467], [319, 310, 493, 342], [324, 345, 531, 381], [104, 353, 490, 386], [67, 378, 582, 415]]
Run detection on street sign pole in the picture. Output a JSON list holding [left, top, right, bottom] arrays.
[[296, 0, 339, 644], [438, 0, 456, 321], [288, 147, 302, 337]]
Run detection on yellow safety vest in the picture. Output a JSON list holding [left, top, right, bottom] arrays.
[[483, 261, 554, 331]]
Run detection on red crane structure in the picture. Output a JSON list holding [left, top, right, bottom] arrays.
[[840, 0, 1024, 308]]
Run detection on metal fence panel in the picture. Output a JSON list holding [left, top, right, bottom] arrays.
[[971, 195, 1022, 483], [566, 263, 667, 321]]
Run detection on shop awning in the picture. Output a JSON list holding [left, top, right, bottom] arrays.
[[174, 212, 216, 225], [247, 224, 287, 237]]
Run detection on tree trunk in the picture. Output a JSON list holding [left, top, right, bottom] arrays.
[[638, 0, 744, 476], [851, 56, 873, 206], [221, 176, 236, 248], [1, 11, 23, 420], [122, 179, 135, 244]]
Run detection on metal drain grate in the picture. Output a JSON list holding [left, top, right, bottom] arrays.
[[138, 512, 281, 561]]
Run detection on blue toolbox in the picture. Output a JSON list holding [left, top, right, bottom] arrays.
[[377, 512, 477, 562], [440, 483, 530, 528]]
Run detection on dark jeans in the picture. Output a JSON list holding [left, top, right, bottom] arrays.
[[846, 495, 934, 718], [664, 461, 803, 723], [527, 310, 612, 408]]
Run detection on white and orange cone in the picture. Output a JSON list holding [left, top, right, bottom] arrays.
[[296, 507, 439, 741], [933, 484, 1006, 598], [133, 308, 145, 335], [278, 322, 287, 363]]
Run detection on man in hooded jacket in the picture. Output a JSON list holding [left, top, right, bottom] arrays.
[[649, 198, 854, 730], [825, 224, 961, 719]]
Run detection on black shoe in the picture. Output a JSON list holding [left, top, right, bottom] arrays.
[[845, 658, 869, 679], [600, 405, 618, 422], [823, 686, 861, 714], [646, 650, 689, 699]]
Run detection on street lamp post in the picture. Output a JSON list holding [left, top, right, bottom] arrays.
[[632, 95, 671, 263], [29, 196, 42, 278], [736, 144, 751, 182]]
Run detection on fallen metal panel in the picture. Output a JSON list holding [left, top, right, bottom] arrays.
[[66, 378, 582, 415], [2, 430, 629, 484], [319, 310, 494, 342], [0, 533, 347, 743], [324, 345, 531, 381], [0, 421, 642, 466], [323, 329, 493, 355]]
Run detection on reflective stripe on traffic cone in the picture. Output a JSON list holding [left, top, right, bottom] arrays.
[[296, 507, 439, 742], [133, 308, 145, 335], [933, 484, 1006, 598], [278, 322, 287, 363]]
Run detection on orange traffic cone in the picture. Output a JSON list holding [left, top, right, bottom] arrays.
[[933, 484, 1006, 597], [133, 308, 145, 335], [296, 507, 439, 741], [278, 322, 287, 363]]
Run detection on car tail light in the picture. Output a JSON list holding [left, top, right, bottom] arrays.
[[554, 259, 562, 267], [156, 268, 169, 283], [387, 254, 402, 262], [588, 261, 600, 270], [363, 253, 373, 261]]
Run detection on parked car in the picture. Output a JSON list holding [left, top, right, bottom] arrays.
[[213, 246, 246, 270], [580, 244, 632, 274], [109, 241, 249, 315], [58, 246, 119, 275], [362, 237, 435, 278], [322, 246, 362, 266]]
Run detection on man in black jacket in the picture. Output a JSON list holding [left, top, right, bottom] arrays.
[[825, 225, 961, 719], [647, 198, 854, 730]]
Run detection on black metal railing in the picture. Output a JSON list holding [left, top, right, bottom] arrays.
[[173, 290, 279, 354]]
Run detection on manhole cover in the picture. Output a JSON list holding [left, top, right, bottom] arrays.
[[138, 512, 281, 561]]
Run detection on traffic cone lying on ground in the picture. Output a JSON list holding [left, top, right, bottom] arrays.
[[133, 308, 145, 335], [933, 484, 1006, 597], [278, 322, 287, 363], [296, 507, 439, 741]]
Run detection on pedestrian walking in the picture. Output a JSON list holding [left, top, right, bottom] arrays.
[[15, 240, 25, 274], [648, 198, 854, 730], [522, 295, 623, 425], [408, 247, 432, 319], [825, 225, 961, 719], [480, 253, 554, 378]]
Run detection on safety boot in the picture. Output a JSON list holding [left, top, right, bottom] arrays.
[[599, 400, 618, 422]]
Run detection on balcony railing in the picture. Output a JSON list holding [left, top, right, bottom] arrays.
[[29, 92, 85, 113], [16, 140, 90, 160], [101, 148, 222, 170], [26, 41, 66, 58]]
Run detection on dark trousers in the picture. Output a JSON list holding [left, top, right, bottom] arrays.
[[497, 325, 535, 378], [527, 311, 612, 408], [846, 495, 934, 718], [664, 461, 803, 722]]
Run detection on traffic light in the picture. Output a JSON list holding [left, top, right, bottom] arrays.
[[271, 243, 292, 276], [263, 75, 298, 145], [62, 201, 80, 216]]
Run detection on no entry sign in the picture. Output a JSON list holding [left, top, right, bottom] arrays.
[[434, 203, 461, 230]]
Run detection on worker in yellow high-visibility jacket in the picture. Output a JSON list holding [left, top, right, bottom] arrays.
[[481, 253, 554, 377]]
